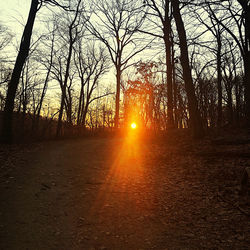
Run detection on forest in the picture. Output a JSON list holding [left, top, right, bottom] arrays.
[[0, 0, 249, 141], [0, 0, 250, 249]]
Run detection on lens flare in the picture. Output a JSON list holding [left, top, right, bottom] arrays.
[[131, 122, 137, 129]]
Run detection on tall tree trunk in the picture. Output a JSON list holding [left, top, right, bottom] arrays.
[[66, 86, 73, 125], [77, 83, 84, 125], [82, 97, 90, 128], [35, 66, 50, 128], [244, 8, 250, 127], [35, 30, 55, 130], [238, 0, 250, 127], [1, 0, 38, 143], [171, 0, 204, 138], [163, 0, 174, 128], [80, 93, 85, 125], [235, 82, 240, 123], [56, 0, 81, 137], [56, 35, 74, 137], [243, 54, 250, 126], [227, 88, 233, 124], [56, 90, 66, 137], [114, 66, 121, 129], [217, 32, 222, 127], [171, 33, 178, 128]]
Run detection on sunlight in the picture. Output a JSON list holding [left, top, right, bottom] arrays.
[[89, 130, 150, 219], [131, 122, 137, 129]]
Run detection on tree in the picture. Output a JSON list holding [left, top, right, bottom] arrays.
[[87, 0, 149, 128], [0, 23, 13, 57], [74, 41, 111, 129], [193, 5, 224, 127], [221, 40, 242, 124], [143, 0, 174, 128], [36, 29, 55, 127], [50, 0, 83, 137], [203, 0, 250, 126], [1, 0, 39, 143], [124, 61, 158, 128], [171, 0, 204, 138], [30, 23, 57, 132], [1, 0, 69, 143]]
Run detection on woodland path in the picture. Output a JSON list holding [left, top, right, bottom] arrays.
[[0, 133, 250, 249]]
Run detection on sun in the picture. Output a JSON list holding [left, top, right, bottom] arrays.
[[131, 122, 137, 129]]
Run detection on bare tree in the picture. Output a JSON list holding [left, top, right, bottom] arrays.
[[31, 23, 56, 131], [74, 41, 111, 129], [221, 40, 242, 123], [50, 0, 84, 137], [87, 0, 149, 128], [1, 0, 69, 143], [2, 0, 39, 143], [0, 23, 13, 57], [143, 0, 175, 128], [202, 0, 250, 126], [192, 5, 224, 127], [171, 0, 204, 138]]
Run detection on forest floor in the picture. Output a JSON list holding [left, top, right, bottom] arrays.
[[0, 129, 250, 250]]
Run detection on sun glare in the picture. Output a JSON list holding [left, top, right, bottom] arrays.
[[131, 122, 137, 129]]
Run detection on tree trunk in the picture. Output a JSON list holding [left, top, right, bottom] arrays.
[[244, 7, 250, 127], [114, 66, 121, 129], [77, 83, 84, 126], [171, 33, 178, 128], [163, 1, 174, 128], [244, 53, 250, 127], [56, 38, 74, 137], [56, 89, 66, 137], [56, 0, 81, 137], [227, 89, 233, 124], [235, 80, 241, 123], [35, 31, 55, 131], [1, 0, 38, 143], [217, 32, 222, 127], [238, 1, 250, 127], [171, 0, 204, 138], [82, 98, 90, 129]]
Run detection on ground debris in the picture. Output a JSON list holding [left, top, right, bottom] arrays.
[[0, 134, 250, 249]]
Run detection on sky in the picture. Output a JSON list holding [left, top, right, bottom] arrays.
[[0, 0, 116, 110], [0, 1, 63, 110], [1, 0, 30, 34], [0, 0, 162, 97]]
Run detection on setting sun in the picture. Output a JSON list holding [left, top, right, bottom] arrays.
[[131, 122, 137, 129]]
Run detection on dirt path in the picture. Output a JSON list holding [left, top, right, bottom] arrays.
[[0, 136, 249, 249]]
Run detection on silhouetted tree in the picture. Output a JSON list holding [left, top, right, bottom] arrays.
[[0, 23, 13, 56], [87, 0, 149, 129], [49, 0, 83, 137], [32, 23, 56, 131], [74, 42, 111, 129], [143, 0, 174, 128], [193, 5, 224, 127], [171, 0, 204, 138], [1, 0, 39, 143], [204, 0, 250, 126], [1, 0, 69, 143]]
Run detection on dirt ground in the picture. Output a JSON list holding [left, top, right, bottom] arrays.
[[0, 131, 249, 250]]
